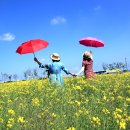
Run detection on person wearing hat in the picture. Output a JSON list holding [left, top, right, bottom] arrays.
[[34, 53, 75, 85], [76, 51, 95, 79]]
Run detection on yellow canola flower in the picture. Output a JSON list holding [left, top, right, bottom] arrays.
[[91, 116, 101, 127], [115, 108, 123, 113], [103, 96, 107, 100], [52, 113, 57, 118], [74, 110, 83, 117], [117, 96, 123, 100], [110, 95, 115, 101], [78, 110, 83, 114], [75, 100, 81, 106], [127, 86, 130, 89], [7, 118, 14, 128], [75, 85, 82, 91], [32, 97, 40, 106], [126, 97, 130, 102], [74, 112, 79, 117], [7, 123, 13, 128], [114, 112, 122, 120], [7, 99, 13, 103], [124, 116, 130, 122], [102, 108, 110, 115], [8, 109, 15, 116], [85, 99, 89, 103], [67, 127, 75, 130], [119, 119, 126, 130], [91, 85, 97, 91], [75, 108, 89, 117], [0, 118, 4, 123], [17, 116, 26, 123], [67, 101, 73, 105]]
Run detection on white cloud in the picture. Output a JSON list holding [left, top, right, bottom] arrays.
[[94, 5, 101, 11], [0, 33, 15, 41], [50, 16, 66, 25]]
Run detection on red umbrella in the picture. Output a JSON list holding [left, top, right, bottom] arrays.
[[79, 37, 104, 48], [16, 39, 48, 56]]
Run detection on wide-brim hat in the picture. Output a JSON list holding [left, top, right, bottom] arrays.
[[82, 51, 91, 58], [50, 53, 60, 61]]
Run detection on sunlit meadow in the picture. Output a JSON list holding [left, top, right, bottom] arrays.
[[0, 72, 130, 130]]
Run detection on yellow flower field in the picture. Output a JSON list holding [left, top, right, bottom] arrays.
[[0, 73, 130, 130]]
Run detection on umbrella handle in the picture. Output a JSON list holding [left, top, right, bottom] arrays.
[[33, 52, 35, 57]]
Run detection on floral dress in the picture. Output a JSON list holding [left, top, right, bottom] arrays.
[[82, 59, 95, 79], [40, 61, 70, 84]]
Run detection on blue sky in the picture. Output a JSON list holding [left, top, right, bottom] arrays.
[[0, 0, 130, 78]]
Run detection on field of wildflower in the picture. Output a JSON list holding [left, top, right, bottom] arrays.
[[0, 72, 130, 130]]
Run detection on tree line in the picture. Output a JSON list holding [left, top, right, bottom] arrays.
[[0, 68, 48, 82], [102, 61, 128, 72]]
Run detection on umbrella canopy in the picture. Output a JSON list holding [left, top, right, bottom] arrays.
[[16, 39, 48, 54], [79, 37, 104, 48]]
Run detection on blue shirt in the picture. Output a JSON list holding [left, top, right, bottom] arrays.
[[40, 61, 69, 85]]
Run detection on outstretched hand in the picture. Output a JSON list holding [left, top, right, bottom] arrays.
[[71, 73, 77, 77], [73, 74, 77, 77], [34, 57, 41, 65], [34, 57, 38, 62]]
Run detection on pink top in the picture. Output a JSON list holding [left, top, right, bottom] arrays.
[[82, 60, 93, 72], [82, 59, 95, 79]]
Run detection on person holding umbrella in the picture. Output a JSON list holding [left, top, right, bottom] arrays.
[[76, 37, 104, 79], [34, 53, 75, 85], [76, 51, 96, 79]]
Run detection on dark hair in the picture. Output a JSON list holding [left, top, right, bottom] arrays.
[[83, 56, 91, 61]]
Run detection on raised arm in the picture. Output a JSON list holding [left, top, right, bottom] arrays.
[[61, 64, 76, 76], [90, 50, 93, 59], [34, 57, 41, 65]]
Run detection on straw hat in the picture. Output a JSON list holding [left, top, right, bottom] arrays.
[[83, 51, 92, 58], [50, 53, 60, 61]]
